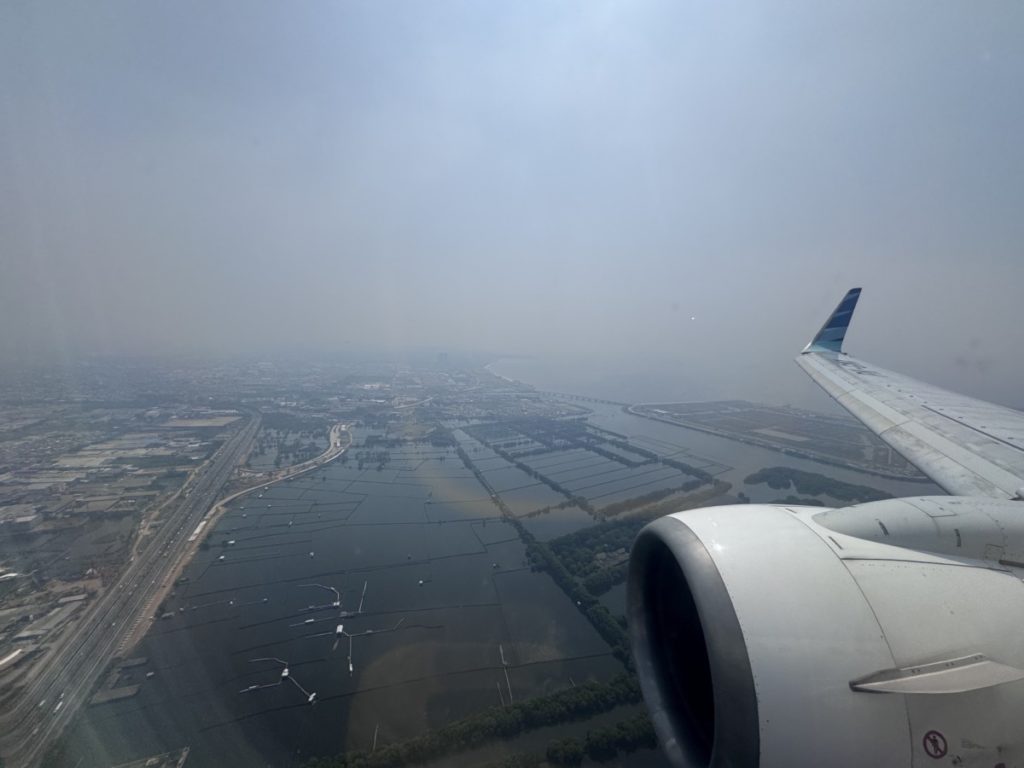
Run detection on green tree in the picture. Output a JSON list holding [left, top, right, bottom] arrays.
[[546, 738, 584, 766]]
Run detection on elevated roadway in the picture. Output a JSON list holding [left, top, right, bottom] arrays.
[[0, 414, 261, 767]]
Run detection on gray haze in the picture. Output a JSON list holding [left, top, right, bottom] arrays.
[[2, 2, 1023, 407]]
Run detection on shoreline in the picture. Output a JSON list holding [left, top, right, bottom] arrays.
[[483, 360, 523, 386]]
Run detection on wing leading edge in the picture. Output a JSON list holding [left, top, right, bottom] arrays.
[[796, 290, 1024, 500]]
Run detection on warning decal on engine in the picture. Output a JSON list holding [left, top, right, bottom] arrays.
[[922, 730, 947, 759]]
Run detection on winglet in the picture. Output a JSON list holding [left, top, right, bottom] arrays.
[[802, 288, 862, 354]]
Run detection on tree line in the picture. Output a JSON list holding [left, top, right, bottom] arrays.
[[744, 466, 891, 502], [546, 712, 657, 765], [518, 524, 632, 667], [599, 480, 703, 517], [452, 444, 633, 667], [303, 676, 642, 768], [550, 519, 650, 580]]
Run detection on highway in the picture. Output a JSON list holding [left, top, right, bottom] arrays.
[[0, 413, 261, 768]]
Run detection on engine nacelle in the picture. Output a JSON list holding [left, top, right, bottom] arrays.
[[628, 501, 1024, 767]]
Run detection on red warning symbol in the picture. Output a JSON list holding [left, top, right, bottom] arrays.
[[923, 730, 947, 759]]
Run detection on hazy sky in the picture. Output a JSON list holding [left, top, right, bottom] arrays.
[[2, 2, 1022, 406]]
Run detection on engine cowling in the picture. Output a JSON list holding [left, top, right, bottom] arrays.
[[628, 501, 1024, 767]]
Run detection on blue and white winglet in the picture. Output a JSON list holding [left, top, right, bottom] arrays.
[[796, 289, 1024, 499], [802, 287, 861, 354]]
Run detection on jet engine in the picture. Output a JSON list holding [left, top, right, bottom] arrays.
[[628, 499, 1024, 767]]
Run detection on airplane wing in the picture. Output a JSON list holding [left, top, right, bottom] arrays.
[[796, 288, 1024, 500]]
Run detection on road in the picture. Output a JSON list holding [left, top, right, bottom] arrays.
[[0, 413, 261, 768], [236, 422, 350, 483], [116, 423, 352, 655]]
